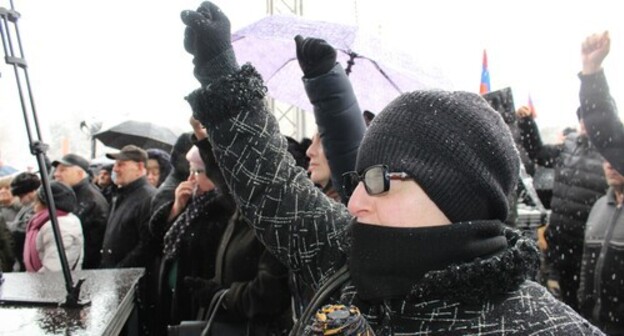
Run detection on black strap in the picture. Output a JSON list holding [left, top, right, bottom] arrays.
[[290, 264, 350, 336]]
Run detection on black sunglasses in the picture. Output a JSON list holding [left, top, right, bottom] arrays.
[[342, 165, 411, 197]]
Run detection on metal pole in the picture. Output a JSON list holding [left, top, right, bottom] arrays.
[[0, 3, 88, 308]]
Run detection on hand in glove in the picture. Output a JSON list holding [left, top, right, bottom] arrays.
[[181, 1, 238, 87], [294, 35, 337, 78], [184, 276, 223, 307]]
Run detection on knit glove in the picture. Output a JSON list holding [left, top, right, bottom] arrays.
[[184, 276, 223, 307], [294, 35, 337, 78], [181, 1, 238, 87]]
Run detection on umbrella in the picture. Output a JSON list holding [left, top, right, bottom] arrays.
[[93, 120, 179, 153], [232, 15, 452, 113]]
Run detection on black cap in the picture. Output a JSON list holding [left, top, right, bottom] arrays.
[[37, 181, 77, 213], [52, 153, 90, 172], [10, 172, 41, 196], [106, 145, 148, 163]]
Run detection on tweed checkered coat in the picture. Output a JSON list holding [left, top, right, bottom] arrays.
[[186, 65, 603, 335]]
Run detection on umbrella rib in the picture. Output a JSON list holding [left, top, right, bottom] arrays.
[[359, 55, 404, 94], [266, 57, 298, 82]]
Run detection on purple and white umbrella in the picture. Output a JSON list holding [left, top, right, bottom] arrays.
[[232, 15, 452, 113]]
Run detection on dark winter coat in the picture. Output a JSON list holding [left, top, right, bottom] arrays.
[[72, 178, 109, 269], [518, 117, 607, 270], [100, 176, 156, 268], [186, 65, 603, 335], [303, 63, 366, 202], [579, 70, 624, 175], [578, 188, 624, 334], [211, 211, 292, 335], [0, 217, 13, 271], [194, 138, 292, 335], [148, 194, 232, 326]]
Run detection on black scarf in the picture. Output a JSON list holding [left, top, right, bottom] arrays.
[[163, 189, 220, 260], [348, 220, 508, 302]]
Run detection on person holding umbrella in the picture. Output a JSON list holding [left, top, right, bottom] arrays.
[[180, 2, 602, 334]]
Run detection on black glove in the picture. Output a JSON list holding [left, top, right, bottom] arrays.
[[181, 1, 238, 87], [294, 35, 337, 78], [184, 276, 223, 307]]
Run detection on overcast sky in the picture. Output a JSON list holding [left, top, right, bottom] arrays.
[[1, 0, 622, 169]]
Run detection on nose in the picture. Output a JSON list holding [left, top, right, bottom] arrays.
[[306, 134, 321, 159], [347, 183, 372, 218]]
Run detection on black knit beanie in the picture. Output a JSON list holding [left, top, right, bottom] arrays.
[[10, 172, 41, 196], [356, 90, 519, 223], [37, 181, 77, 213]]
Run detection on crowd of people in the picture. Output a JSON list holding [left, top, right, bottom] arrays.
[[0, 2, 622, 335]]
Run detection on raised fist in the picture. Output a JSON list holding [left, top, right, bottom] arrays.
[[181, 1, 238, 86], [294, 35, 337, 78]]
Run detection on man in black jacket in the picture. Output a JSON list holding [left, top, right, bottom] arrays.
[[516, 103, 607, 311], [578, 159, 624, 334], [53, 153, 109, 269], [100, 145, 156, 268]]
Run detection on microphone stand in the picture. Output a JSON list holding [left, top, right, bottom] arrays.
[[0, 1, 89, 308]]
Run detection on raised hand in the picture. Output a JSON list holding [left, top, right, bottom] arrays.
[[515, 105, 533, 119], [181, 1, 238, 86], [168, 180, 195, 221], [294, 35, 337, 78], [581, 31, 610, 75]]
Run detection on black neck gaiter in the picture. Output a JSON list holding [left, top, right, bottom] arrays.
[[348, 220, 508, 302]]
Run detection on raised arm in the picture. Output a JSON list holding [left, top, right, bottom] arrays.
[[579, 31, 624, 174], [181, 2, 352, 288], [295, 36, 366, 203], [516, 106, 561, 167]]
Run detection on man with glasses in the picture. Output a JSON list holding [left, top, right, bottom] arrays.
[[181, 2, 601, 334]]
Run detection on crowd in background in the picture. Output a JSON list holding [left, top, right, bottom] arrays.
[[0, 2, 622, 335]]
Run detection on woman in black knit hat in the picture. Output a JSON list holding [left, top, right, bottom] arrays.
[[23, 181, 83, 272], [180, 2, 603, 334]]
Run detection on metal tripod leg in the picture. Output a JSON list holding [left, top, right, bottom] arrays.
[[0, 2, 89, 308]]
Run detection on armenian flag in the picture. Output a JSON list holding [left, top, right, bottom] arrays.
[[479, 49, 490, 94]]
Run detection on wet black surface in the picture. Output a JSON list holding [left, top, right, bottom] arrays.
[[0, 268, 144, 335]]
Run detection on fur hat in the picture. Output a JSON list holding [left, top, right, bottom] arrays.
[[10, 172, 41, 196], [356, 90, 519, 223]]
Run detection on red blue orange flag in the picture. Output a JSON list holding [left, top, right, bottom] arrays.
[[479, 49, 490, 94]]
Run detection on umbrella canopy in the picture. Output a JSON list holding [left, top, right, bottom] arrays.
[[93, 120, 179, 153], [232, 15, 452, 113]]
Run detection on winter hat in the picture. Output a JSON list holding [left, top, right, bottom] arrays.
[[36, 181, 77, 213], [185, 146, 205, 170], [147, 148, 173, 186], [52, 153, 90, 172], [356, 90, 519, 223], [106, 145, 148, 164], [10, 172, 41, 196], [0, 174, 14, 189]]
